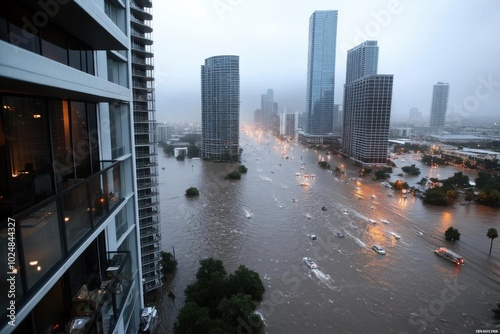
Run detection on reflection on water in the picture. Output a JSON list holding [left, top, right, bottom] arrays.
[[157, 130, 500, 333]]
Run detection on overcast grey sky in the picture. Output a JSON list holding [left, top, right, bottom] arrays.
[[153, 1, 500, 124]]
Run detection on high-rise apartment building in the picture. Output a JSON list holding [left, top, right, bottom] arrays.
[[305, 10, 338, 135], [0, 1, 143, 333], [130, 0, 163, 293], [429, 82, 450, 128], [342, 41, 393, 165], [201, 55, 240, 161]]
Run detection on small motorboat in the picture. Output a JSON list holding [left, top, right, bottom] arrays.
[[303, 257, 318, 269]]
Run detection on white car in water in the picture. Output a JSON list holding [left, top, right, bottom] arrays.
[[372, 245, 386, 255]]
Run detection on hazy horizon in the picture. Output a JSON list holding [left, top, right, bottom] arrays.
[[153, 1, 500, 124]]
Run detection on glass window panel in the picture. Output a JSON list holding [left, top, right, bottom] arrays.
[[7, 1, 41, 55], [3, 96, 53, 212], [49, 100, 75, 192], [0, 15, 8, 41], [80, 49, 87, 73], [71, 101, 91, 179], [87, 103, 100, 174], [40, 24, 68, 65], [20, 202, 63, 289], [87, 50, 95, 75], [62, 183, 92, 250], [68, 36, 81, 70]]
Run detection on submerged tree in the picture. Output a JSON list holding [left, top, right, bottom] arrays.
[[445, 226, 461, 241]]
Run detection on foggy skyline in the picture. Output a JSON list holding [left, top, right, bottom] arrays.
[[153, 1, 500, 124]]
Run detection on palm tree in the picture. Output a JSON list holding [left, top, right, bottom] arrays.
[[487, 228, 498, 255]]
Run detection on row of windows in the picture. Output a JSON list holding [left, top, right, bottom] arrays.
[[0, 1, 95, 75], [0, 95, 100, 218]]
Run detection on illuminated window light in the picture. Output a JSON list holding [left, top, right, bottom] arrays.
[[29, 261, 38, 266], [33, 114, 42, 118]]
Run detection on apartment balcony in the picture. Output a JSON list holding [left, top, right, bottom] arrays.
[[132, 47, 154, 58], [134, 0, 153, 8], [139, 219, 160, 231], [140, 235, 161, 248], [134, 126, 156, 135], [141, 254, 161, 267], [135, 160, 158, 169], [130, 2, 153, 20], [131, 17, 153, 33], [131, 30, 153, 45], [138, 192, 159, 202], [132, 70, 154, 80], [139, 210, 160, 219], [133, 93, 154, 101]]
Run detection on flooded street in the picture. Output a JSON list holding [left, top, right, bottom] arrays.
[[156, 130, 500, 333]]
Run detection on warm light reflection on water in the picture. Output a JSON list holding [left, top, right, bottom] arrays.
[[158, 127, 500, 334]]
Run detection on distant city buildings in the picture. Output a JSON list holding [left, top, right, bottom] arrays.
[[305, 10, 338, 136], [201, 55, 240, 161], [157, 122, 172, 142], [260, 89, 278, 130], [407, 106, 425, 126], [429, 82, 450, 129], [342, 41, 393, 165]]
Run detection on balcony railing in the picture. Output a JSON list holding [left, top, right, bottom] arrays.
[[0, 161, 126, 324]]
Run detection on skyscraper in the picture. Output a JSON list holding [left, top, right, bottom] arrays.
[[0, 1, 143, 332], [429, 82, 450, 128], [261, 89, 275, 130], [305, 10, 338, 135], [201, 55, 240, 161], [130, 0, 163, 293], [343, 41, 393, 165]]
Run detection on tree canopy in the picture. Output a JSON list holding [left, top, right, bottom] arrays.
[[174, 258, 265, 334], [445, 226, 461, 241]]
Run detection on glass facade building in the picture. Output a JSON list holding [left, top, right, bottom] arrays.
[[201, 55, 240, 161], [305, 10, 338, 136], [429, 82, 450, 129], [0, 1, 143, 333], [343, 41, 393, 165]]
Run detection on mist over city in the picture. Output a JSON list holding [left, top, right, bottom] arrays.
[[2, 1, 500, 333], [155, 1, 500, 124]]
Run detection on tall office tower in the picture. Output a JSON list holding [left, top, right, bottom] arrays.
[[343, 41, 393, 165], [0, 1, 143, 332], [429, 82, 450, 128], [333, 104, 342, 135], [130, 0, 162, 293], [201, 56, 240, 161], [261, 89, 275, 130], [305, 10, 338, 135], [253, 109, 263, 127]]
